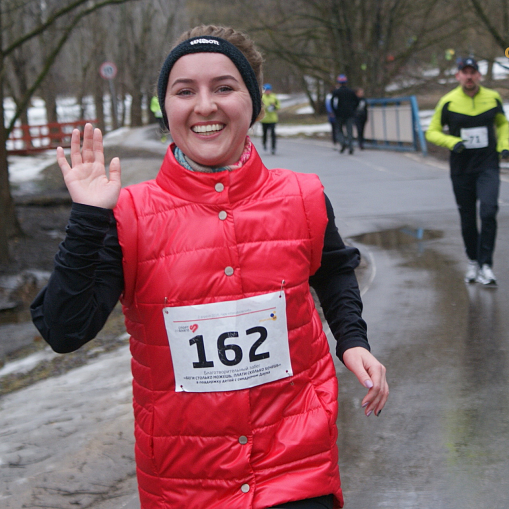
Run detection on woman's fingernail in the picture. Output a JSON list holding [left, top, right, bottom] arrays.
[[366, 410, 373, 417], [362, 402, 369, 408], [364, 380, 373, 389], [376, 410, 382, 417]]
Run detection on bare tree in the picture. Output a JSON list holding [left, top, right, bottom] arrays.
[[469, 0, 509, 53], [62, 9, 113, 131], [3, 3, 40, 127], [0, 0, 139, 267], [52, 0, 186, 131], [257, 1, 467, 98], [187, 0, 470, 110], [117, 0, 186, 127], [465, 0, 509, 83]]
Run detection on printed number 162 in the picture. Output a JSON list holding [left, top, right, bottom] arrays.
[[189, 326, 269, 368]]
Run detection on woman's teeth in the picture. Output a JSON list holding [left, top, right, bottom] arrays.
[[192, 124, 224, 134]]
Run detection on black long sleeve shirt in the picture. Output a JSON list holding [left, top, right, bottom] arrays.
[[30, 194, 369, 362]]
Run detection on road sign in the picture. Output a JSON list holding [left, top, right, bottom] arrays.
[[100, 61, 117, 80]]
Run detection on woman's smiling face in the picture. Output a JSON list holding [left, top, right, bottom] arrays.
[[165, 52, 253, 167]]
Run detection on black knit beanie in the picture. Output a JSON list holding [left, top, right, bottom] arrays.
[[157, 36, 262, 129]]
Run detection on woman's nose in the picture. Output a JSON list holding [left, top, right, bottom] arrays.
[[194, 91, 217, 116]]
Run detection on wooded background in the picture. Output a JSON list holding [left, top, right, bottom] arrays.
[[1, 0, 508, 265]]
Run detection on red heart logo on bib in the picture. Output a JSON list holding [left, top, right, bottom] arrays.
[[190, 324, 198, 333]]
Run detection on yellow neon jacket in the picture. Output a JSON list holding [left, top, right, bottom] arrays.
[[261, 93, 281, 124], [426, 85, 508, 174]]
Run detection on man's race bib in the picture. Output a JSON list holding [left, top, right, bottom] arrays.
[[163, 292, 292, 392], [461, 126, 488, 149]]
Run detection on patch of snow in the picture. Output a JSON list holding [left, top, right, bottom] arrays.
[[103, 126, 132, 142], [8, 151, 55, 183], [0, 348, 58, 377], [276, 123, 331, 136], [296, 105, 314, 114], [5, 91, 509, 186]]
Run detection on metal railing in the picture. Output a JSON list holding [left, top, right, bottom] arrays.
[[7, 120, 97, 155], [364, 96, 427, 155]]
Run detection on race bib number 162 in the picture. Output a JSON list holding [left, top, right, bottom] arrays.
[[163, 292, 292, 392]]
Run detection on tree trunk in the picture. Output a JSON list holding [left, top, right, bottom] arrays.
[[0, 127, 10, 264], [0, 14, 11, 264], [42, 80, 59, 124], [40, 73, 59, 148], [110, 83, 119, 131], [94, 82, 106, 133], [131, 89, 143, 126], [0, 0, 138, 265], [120, 89, 126, 127], [0, 68, 22, 265]]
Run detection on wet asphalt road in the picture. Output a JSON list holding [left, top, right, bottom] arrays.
[[3, 129, 509, 508], [270, 137, 509, 508]]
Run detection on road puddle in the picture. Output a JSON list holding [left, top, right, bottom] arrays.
[[352, 226, 443, 250], [339, 224, 509, 509]]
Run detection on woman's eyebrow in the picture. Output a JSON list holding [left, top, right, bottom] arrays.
[[169, 78, 195, 88], [211, 74, 239, 83], [169, 75, 239, 89]]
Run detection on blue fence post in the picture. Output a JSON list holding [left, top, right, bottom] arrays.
[[410, 95, 427, 156]]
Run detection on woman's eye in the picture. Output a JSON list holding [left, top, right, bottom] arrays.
[[217, 85, 233, 93], [176, 89, 193, 96]]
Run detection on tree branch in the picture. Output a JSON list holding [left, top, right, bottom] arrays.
[[3, 0, 139, 56], [6, 0, 138, 132], [469, 0, 506, 50]]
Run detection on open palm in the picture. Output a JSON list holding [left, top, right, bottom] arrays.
[[57, 123, 121, 209]]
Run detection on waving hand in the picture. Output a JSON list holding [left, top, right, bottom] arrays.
[[56, 123, 121, 209]]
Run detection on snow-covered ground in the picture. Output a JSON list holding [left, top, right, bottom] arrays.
[[0, 347, 59, 377], [7, 82, 509, 183], [6, 91, 509, 195], [387, 57, 509, 92], [0, 344, 137, 509], [4, 95, 128, 131]]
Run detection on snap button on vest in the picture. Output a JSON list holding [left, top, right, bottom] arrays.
[[239, 435, 248, 444], [241, 483, 250, 493], [225, 266, 234, 276], [218, 211, 227, 220], [215, 182, 224, 192]]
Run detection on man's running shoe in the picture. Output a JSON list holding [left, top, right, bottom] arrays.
[[464, 260, 478, 283], [476, 264, 497, 286]]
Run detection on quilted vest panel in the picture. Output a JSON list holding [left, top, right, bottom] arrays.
[[114, 145, 343, 509]]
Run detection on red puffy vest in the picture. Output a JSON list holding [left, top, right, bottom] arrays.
[[114, 145, 343, 508]]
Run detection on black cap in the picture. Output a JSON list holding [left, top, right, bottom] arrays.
[[457, 57, 479, 71]]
